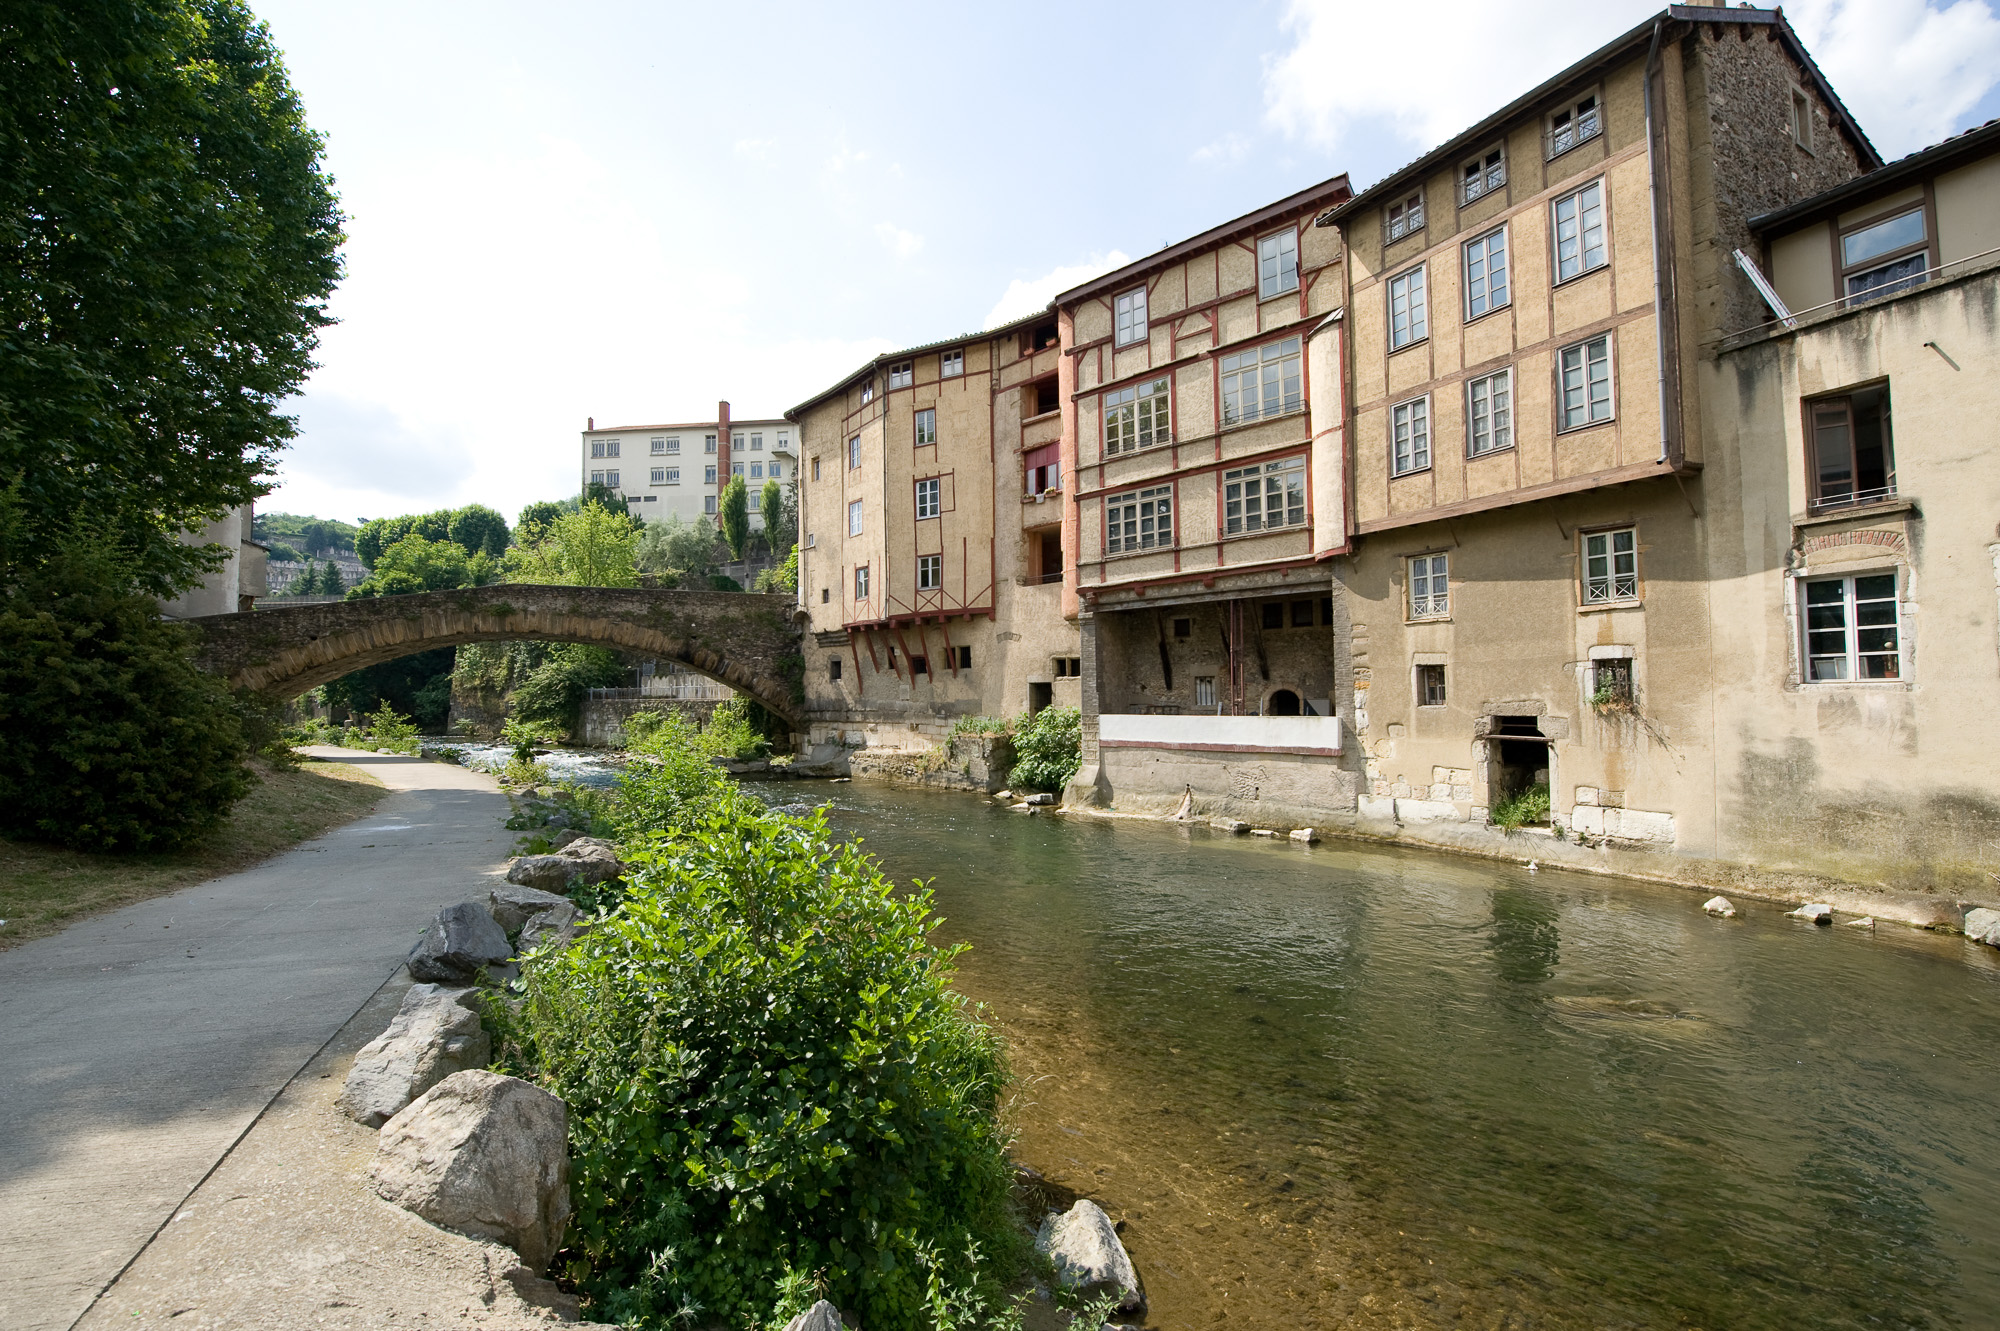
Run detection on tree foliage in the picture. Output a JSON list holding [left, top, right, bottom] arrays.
[[516, 500, 566, 549], [507, 503, 637, 588], [508, 644, 626, 738], [718, 475, 750, 563], [254, 511, 355, 555], [355, 504, 510, 567], [1009, 705, 1082, 793], [0, 0, 344, 595], [635, 513, 720, 585], [325, 646, 455, 731], [346, 532, 494, 598]]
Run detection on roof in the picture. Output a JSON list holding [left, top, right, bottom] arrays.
[[1053, 173, 1353, 308], [1750, 117, 2000, 234], [584, 418, 792, 433], [1314, 5, 1880, 229], [783, 307, 1054, 420]]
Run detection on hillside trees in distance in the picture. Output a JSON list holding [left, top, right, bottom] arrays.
[[354, 504, 510, 566]]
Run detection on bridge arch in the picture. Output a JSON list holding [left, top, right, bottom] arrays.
[[187, 585, 805, 728]]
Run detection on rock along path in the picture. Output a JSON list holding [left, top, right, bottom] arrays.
[[0, 748, 516, 1331]]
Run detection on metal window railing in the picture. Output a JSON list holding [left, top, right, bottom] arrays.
[[1545, 110, 1601, 160]]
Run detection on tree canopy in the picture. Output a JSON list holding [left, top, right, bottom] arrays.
[[635, 513, 720, 586], [718, 475, 750, 562], [355, 504, 511, 567], [346, 532, 495, 597], [507, 503, 638, 588], [0, 0, 345, 594]]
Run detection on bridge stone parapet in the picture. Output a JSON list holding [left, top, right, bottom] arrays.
[[188, 585, 805, 726]]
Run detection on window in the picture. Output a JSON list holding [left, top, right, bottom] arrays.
[[915, 477, 940, 519], [1805, 573, 1900, 681], [917, 553, 941, 590], [915, 408, 936, 445], [605, 469, 620, 488], [1547, 93, 1600, 158], [777, 432, 790, 450], [1466, 369, 1513, 456], [704, 465, 718, 484], [748, 488, 761, 511], [1172, 617, 1191, 637], [591, 440, 606, 458], [860, 380, 874, 404], [751, 432, 763, 451], [909, 655, 931, 677], [1114, 288, 1148, 347], [1807, 384, 1895, 511], [732, 461, 745, 477], [848, 436, 860, 469], [1790, 88, 1814, 152], [830, 656, 843, 681], [1105, 485, 1172, 554], [733, 434, 744, 454], [821, 587, 829, 603], [1222, 457, 1306, 535], [1842, 208, 1929, 301], [590, 469, 604, 485], [749, 462, 763, 479], [848, 499, 864, 536], [1262, 601, 1285, 630], [605, 439, 621, 457], [811, 457, 821, 481], [769, 462, 782, 479], [1034, 378, 1060, 416], [1290, 599, 1315, 627], [1388, 265, 1427, 349], [955, 646, 972, 670], [1053, 656, 1082, 678], [1024, 442, 1060, 495], [704, 495, 717, 514], [1195, 676, 1216, 708], [1460, 147, 1505, 204], [889, 362, 912, 389], [1553, 181, 1607, 282], [1219, 336, 1302, 425], [1559, 335, 1613, 429], [1591, 658, 1633, 705], [854, 565, 869, 600], [663, 467, 680, 484], [650, 437, 665, 454], [704, 434, 717, 454], [1028, 320, 1059, 353], [1417, 664, 1448, 707], [665, 437, 681, 454], [650, 467, 666, 484], [1464, 227, 1509, 318], [1409, 553, 1448, 619], [1386, 191, 1424, 242], [1391, 397, 1431, 475], [941, 348, 964, 377], [1104, 376, 1170, 454], [1259, 229, 1299, 299], [1582, 527, 1638, 604]]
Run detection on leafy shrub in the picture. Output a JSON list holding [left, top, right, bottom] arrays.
[[1008, 705, 1081, 793], [509, 644, 627, 739], [699, 697, 771, 762], [1491, 784, 1552, 831], [503, 716, 560, 764], [945, 715, 1010, 741], [363, 701, 420, 753]]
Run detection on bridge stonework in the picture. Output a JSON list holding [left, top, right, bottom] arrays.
[[189, 586, 806, 726]]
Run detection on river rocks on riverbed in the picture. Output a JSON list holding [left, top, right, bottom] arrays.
[[1703, 896, 1738, 918], [1025, 792, 1057, 806], [781, 1301, 845, 1331], [1964, 907, 2000, 946], [408, 903, 513, 984], [372, 1070, 572, 1273], [488, 884, 572, 936], [506, 841, 625, 892], [1788, 902, 1834, 924], [1036, 1198, 1145, 1316], [518, 902, 587, 954], [339, 985, 490, 1128]]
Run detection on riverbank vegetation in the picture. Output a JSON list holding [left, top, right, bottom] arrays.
[[1003, 706, 1082, 794]]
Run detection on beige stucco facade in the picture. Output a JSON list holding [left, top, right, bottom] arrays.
[[160, 503, 268, 619]]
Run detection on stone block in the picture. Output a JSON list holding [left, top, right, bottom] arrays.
[[1963, 907, 2000, 946], [1575, 786, 1599, 806], [339, 985, 490, 1129]]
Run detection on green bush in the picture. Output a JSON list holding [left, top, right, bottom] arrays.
[[1008, 705, 1081, 793], [363, 701, 420, 753], [1491, 784, 1552, 831], [945, 715, 1010, 741], [510, 644, 627, 739], [698, 697, 772, 762]]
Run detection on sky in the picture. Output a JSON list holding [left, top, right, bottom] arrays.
[[253, 0, 2000, 527]]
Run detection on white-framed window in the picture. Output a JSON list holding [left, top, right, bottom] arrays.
[[777, 431, 790, 451], [1105, 485, 1172, 554], [848, 435, 860, 469], [1409, 552, 1448, 619], [748, 489, 761, 511], [605, 439, 621, 457], [940, 348, 963, 377], [732, 461, 745, 477], [1791, 87, 1814, 152], [769, 462, 783, 479], [704, 434, 717, 454], [590, 469, 604, 485], [1222, 456, 1306, 535], [1804, 572, 1900, 681], [854, 565, 869, 600], [917, 553, 942, 591], [1392, 397, 1431, 476], [704, 495, 717, 514], [1103, 376, 1170, 454], [1386, 191, 1424, 242], [1559, 334, 1613, 430], [650, 467, 666, 484], [663, 467, 680, 485], [1194, 676, 1216, 708], [750, 432, 763, 451], [650, 437, 666, 454], [915, 477, 940, 519], [704, 465, 718, 484], [1388, 265, 1427, 350], [749, 462, 763, 479], [732, 433, 744, 452], [1417, 663, 1448, 707], [1466, 369, 1513, 457], [1460, 147, 1505, 204], [915, 408, 936, 446], [1553, 180, 1606, 282], [847, 499, 864, 536], [1546, 92, 1600, 158], [1259, 228, 1299, 299], [664, 437, 682, 455], [590, 440, 606, 458], [1582, 527, 1638, 604], [860, 380, 874, 404], [889, 362, 912, 389], [1464, 227, 1509, 318], [604, 469, 620, 488], [1219, 336, 1302, 426], [1114, 287, 1148, 347]]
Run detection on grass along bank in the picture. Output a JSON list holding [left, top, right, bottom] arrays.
[[0, 758, 384, 950]]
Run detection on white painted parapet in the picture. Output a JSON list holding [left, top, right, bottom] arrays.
[[1098, 713, 1343, 757]]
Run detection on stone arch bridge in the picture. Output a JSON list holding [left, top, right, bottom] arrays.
[[188, 585, 805, 727]]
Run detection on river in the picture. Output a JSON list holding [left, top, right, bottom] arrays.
[[745, 778, 2000, 1330]]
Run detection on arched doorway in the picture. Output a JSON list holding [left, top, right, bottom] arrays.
[[1266, 689, 1302, 716]]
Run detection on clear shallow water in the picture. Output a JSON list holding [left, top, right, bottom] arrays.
[[423, 738, 625, 788], [749, 779, 2000, 1330]]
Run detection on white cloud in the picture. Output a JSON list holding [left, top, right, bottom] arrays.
[[1786, 0, 2000, 155], [826, 141, 871, 173], [732, 137, 776, 161], [983, 252, 1133, 329], [1193, 133, 1251, 165], [874, 222, 925, 259]]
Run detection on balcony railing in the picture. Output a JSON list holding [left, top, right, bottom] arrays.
[[1545, 109, 1601, 159], [1808, 485, 1898, 515], [1459, 164, 1506, 205]]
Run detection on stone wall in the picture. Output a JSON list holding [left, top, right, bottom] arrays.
[[579, 696, 722, 748]]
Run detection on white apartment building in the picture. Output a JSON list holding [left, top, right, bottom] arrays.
[[580, 400, 796, 530]]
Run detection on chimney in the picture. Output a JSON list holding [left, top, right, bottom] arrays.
[[587, 416, 594, 430], [717, 400, 732, 485]]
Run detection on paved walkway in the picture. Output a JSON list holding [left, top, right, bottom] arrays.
[[0, 750, 516, 1331]]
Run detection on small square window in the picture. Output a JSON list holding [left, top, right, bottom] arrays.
[[1591, 657, 1633, 706], [940, 349, 964, 377], [1115, 287, 1148, 347], [1259, 229, 1299, 299], [663, 467, 679, 484], [1460, 147, 1505, 204], [1103, 377, 1170, 454], [749, 463, 763, 481], [590, 440, 605, 458], [1386, 191, 1424, 242], [1805, 572, 1900, 681], [1290, 599, 1315, 628], [732, 461, 744, 477], [590, 469, 604, 485], [889, 362, 912, 389], [1546, 93, 1600, 159], [1417, 663, 1447, 707], [665, 437, 681, 454], [1582, 527, 1638, 604], [1392, 397, 1431, 476], [604, 439, 621, 457], [915, 408, 936, 446], [604, 469, 620, 488], [1172, 617, 1191, 638], [917, 553, 941, 590], [650, 467, 666, 484], [1409, 552, 1448, 619], [650, 437, 665, 454]]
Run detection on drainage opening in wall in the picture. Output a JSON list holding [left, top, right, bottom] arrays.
[[1488, 715, 1551, 826]]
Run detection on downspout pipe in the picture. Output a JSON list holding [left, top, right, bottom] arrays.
[[1642, 18, 1672, 466]]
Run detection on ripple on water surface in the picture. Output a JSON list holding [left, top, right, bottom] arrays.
[[749, 781, 2000, 1330]]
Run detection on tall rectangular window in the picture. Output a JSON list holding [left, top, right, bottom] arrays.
[[750, 432, 763, 451], [1259, 228, 1299, 299], [848, 499, 864, 536], [889, 362, 912, 389], [847, 436, 860, 469], [1389, 266, 1427, 349], [1103, 376, 1170, 454], [704, 495, 717, 514], [1195, 676, 1216, 708], [1114, 287, 1148, 347], [704, 434, 717, 454], [1559, 335, 1613, 429], [1386, 191, 1424, 242], [1409, 553, 1449, 619], [1392, 397, 1431, 475], [854, 565, 869, 600], [704, 465, 718, 484], [732, 461, 744, 477], [915, 408, 936, 446], [1104, 485, 1172, 554], [940, 348, 964, 377], [1805, 573, 1900, 680], [1791, 88, 1814, 151], [1464, 227, 1509, 318], [1466, 369, 1513, 456], [749, 462, 763, 479], [1583, 527, 1638, 604], [1222, 457, 1306, 535], [811, 457, 821, 481], [1808, 384, 1895, 511], [917, 553, 942, 590], [1417, 663, 1448, 707], [914, 477, 940, 519], [748, 488, 760, 510], [732, 433, 744, 453], [1553, 181, 1606, 282], [861, 381, 874, 404], [1219, 336, 1302, 426]]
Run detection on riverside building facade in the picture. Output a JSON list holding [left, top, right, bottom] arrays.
[[579, 402, 796, 531]]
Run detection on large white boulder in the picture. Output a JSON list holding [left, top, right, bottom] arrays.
[[1963, 907, 2000, 946], [338, 984, 490, 1129], [372, 1070, 571, 1272], [1036, 1198, 1144, 1316], [1788, 902, 1833, 925], [1702, 896, 1737, 918]]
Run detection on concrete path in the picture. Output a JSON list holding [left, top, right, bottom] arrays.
[[0, 750, 516, 1331]]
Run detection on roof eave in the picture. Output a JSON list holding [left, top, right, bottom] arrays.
[[783, 306, 1056, 421]]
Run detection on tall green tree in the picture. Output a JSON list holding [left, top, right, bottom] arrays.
[[718, 475, 750, 562], [347, 532, 493, 598], [0, 1, 344, 594], [508, 503, 638, 588], [635, 513, 719, 585], [447, 504, 510, 559], [354, 504, 507, 567], [516, 500, 565, 548]]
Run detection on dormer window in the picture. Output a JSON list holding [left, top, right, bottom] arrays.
[[1459, 147, 1505, 204], [1386, 191, 1424, 243], [940, 348, 964, 377], [1547, 93, 1601, 159]]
